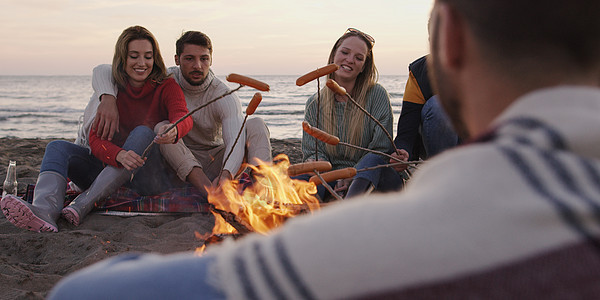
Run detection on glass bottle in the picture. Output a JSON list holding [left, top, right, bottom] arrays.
[[2, 160, 18, 197]]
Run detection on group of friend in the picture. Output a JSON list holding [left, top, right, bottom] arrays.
[[2, 24, 455, 232], [5, 0, 600, 297]]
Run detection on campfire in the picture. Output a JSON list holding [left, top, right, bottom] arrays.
[[191, 70, 420, 254], [196, 154, 321, 254]]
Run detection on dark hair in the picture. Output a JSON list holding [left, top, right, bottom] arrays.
[[111, 25, 169, 89], [176, 31, 213, 56], [438, 0, 600, 73]]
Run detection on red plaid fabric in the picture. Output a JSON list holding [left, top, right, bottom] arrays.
[[25, 183, 211, 213], [95, 185, 211, 213]]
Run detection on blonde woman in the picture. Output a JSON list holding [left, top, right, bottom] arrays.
[[301, 28, 401, 200]]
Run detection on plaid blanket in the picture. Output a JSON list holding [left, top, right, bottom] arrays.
[[25, 183, 212, 213]]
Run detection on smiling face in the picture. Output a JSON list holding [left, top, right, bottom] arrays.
[[125, 39, 154, 87], [332, 36, 369, 83], [175, 43, 212, 86]]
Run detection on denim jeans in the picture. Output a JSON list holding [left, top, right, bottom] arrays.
[[48, 253, 225, 300], [354, 153, 403, 192], [40, 126, 179, 195], [421, 95, 460, 158]]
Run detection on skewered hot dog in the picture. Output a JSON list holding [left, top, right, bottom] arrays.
[[246, 92, 262, 115], [226, 74, 270, 91], [302, 121, 340, 145], [326, 79, 347, 96], [296, 64, 340, 86], [288, 161, 333, 176], [309, 167, 357, 185]]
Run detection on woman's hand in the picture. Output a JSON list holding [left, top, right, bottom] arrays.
[[154, 123, 178, 144], [334, 178, 353, 195], [390, 149, 410, 172], [116, 150, 146, 171]]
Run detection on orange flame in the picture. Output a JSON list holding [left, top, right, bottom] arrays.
[[207, 154, 320, 235]]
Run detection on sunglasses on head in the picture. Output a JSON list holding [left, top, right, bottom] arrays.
[[345, 28, 375, 45]]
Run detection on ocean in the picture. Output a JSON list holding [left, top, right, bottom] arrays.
[[0, 75, 406, 140]]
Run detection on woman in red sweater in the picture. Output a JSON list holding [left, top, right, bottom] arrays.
[[0, 26, 192, 232]]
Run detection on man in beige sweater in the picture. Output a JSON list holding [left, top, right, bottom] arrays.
[[91, 31, 272, 198]]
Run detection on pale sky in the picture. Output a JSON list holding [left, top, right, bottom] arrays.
[[1, 0, 433, 76]]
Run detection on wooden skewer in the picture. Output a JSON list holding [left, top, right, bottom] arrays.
[[312, 170, 343, 201], [131, 85, 244, 181], [302, 121, 402, 163], [316, 78, 320, 162], [355, 160, 423, 173], [140, 85, 244, 159], [338, 142, 402, 163], [326, 79, 397, 153], [297, 65, 340, 162], [219, 92, 263, 180]]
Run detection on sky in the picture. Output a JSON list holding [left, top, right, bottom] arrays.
[[1, 0, 433, 76]]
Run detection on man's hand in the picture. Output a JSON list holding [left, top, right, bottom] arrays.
[[213, 170, 233, 187], [390, 149, 410, 172], [154, 123, 178, 144], [116, 150, 146, 171], [93, 94, 119, 141]]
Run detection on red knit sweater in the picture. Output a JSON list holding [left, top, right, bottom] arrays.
[[89, 77, 192, 167]]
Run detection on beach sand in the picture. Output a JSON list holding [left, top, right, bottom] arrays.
[[0, 137, 302, 299]]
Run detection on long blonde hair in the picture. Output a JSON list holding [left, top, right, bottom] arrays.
[[111, 25, 169, 89], [321, 30, 378, 157]]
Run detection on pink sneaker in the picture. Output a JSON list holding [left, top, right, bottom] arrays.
[[0, 194, 58, 232]]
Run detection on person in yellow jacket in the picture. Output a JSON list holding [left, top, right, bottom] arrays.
[[393, 55, 459, 169]]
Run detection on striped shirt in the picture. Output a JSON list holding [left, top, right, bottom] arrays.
[[210, 86, 600, 299]]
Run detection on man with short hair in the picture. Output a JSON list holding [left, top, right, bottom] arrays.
[[50, 0, 600, 298], [91, 31, 272, 198]]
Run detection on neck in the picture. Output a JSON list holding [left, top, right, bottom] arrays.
[[461, 63, 599, 138], [461, 73, 517, 138], [335, 76, 356, 96]]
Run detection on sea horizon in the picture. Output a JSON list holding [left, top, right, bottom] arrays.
[[0, 75, 407, 140]]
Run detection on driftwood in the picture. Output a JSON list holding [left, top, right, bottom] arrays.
[[208, 204, 253, 235]]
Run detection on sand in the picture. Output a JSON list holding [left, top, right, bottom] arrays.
[[0, 137, 302, 299]]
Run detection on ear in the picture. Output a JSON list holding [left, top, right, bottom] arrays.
[[174, 54, 180, 66], [435, 3, 466, 71]]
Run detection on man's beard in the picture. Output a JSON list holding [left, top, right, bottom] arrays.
[[184, 71, 206, 86], [428, 13, 471, 140]]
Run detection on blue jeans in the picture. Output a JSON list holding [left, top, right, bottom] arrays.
[[421, 96, 460, 158], [294, 153, 403, 201], [48, 253, 225, 300], [354, 153, 403, 192], [40, 126, 179, 195]]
